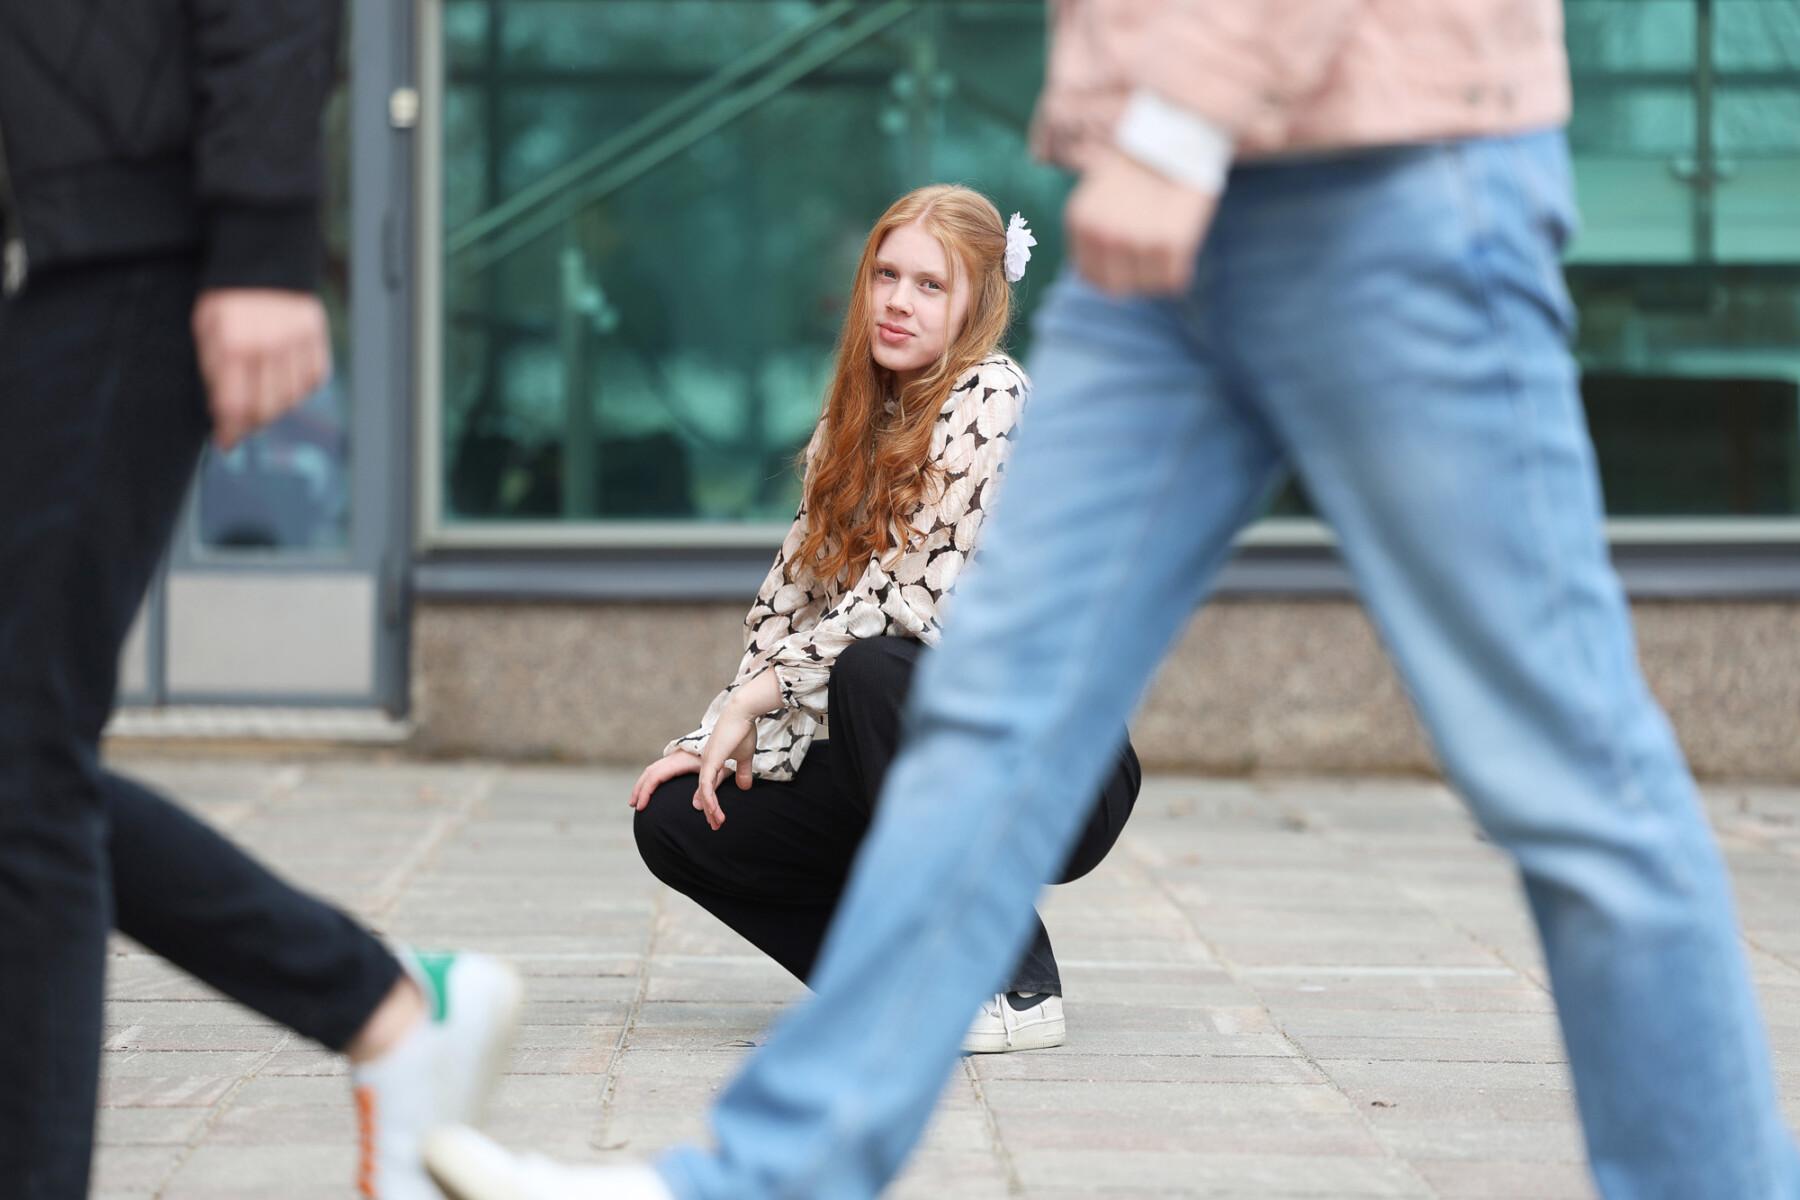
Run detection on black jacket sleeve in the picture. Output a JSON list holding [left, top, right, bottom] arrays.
[[190, 0, 344, 292]]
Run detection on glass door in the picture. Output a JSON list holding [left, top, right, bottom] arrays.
[[118, 0, 415, 715]]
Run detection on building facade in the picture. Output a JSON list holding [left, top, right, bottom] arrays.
[[118, 0, 1800, 777]]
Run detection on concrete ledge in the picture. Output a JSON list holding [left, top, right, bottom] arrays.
[[411, 599, 1800, 780], [107, 706, 411, 744]]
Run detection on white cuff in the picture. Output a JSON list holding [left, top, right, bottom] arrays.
[[1113, 90, 1234, 193]]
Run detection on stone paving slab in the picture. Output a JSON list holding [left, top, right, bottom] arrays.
[[90, 757, 1800, 1199]]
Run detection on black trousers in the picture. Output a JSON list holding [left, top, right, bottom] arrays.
[[0, 259, 401, 1199], [635, 636, 1142, 997]]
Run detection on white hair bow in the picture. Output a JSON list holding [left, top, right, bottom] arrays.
[[1004, 212, 1036, 283]]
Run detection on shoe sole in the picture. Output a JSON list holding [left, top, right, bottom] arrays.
[[425, 1134, 531, 1200], [961, 1018, 1066, 1054]]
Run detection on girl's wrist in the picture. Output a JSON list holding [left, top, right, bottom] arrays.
[[725, 667, 785, 719], [725, 694, 777, 720]]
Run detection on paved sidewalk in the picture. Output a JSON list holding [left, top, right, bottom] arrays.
[[93, 756, 1800, 1199]]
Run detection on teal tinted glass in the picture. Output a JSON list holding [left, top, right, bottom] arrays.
[[440, 1, 1067, 528], [440, 0, 1800, 530], [1564, 0, 1799, 518]]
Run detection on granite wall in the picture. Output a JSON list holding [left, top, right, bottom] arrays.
[[412, 599, 1800, 780]]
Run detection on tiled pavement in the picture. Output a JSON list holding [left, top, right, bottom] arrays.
[[92, 756, 1800, 1198]]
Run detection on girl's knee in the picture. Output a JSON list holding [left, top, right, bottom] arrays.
[[633, 781, 699, 878], [630, 805, 666, 874]]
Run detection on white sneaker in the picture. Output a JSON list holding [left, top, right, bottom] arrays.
[[351, 949, 523, 1199], [962, 991, 1066, 1054], [425, 1126, 674, 1200]]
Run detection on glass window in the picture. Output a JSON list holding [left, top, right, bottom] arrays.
[[195, 36, 354, 552], [1565, 0, 1800, 519], [439, 1, 1066, 529], [435, 0, 1800, 535]]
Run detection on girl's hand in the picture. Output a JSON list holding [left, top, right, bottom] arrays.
[[629, 750, 723, 812], [694, 709, 757, 831]]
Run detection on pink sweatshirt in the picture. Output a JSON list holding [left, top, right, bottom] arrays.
[[1031, 0, 1572, 183]]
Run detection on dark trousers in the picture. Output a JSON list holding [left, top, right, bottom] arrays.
[[0, 259, 401, 1199], [635, 636, 1141, 996]]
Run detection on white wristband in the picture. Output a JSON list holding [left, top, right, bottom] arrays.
[[1114, 90, 1234, 193]]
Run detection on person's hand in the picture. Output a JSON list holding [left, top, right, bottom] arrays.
[[192, 288, 332, 451], [1065, 147, 1219, 297], [693, 705, 758, 832], [629, 750, 724, 812]]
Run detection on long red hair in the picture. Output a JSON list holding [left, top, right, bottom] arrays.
[[795, 185, 1013, 587]]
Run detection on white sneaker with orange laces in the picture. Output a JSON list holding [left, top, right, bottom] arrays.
[[351, 949, 523, 1199], [425, 1127, 674, 1200]]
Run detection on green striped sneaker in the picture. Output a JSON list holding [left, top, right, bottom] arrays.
[[351, 949, 523, 1200]]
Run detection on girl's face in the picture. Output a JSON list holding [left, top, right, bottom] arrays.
[[868, 220, 972, 387]]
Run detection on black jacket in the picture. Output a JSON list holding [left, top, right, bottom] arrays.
[[0, 0, 343, 296]]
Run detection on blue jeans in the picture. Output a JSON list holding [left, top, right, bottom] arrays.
[[660, 131, 1800, 1200]]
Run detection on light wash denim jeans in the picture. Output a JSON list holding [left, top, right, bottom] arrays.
[[659, 130, 1800, 1200]]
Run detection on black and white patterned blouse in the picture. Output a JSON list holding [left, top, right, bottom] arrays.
[[668, 355, 1029, 781]]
